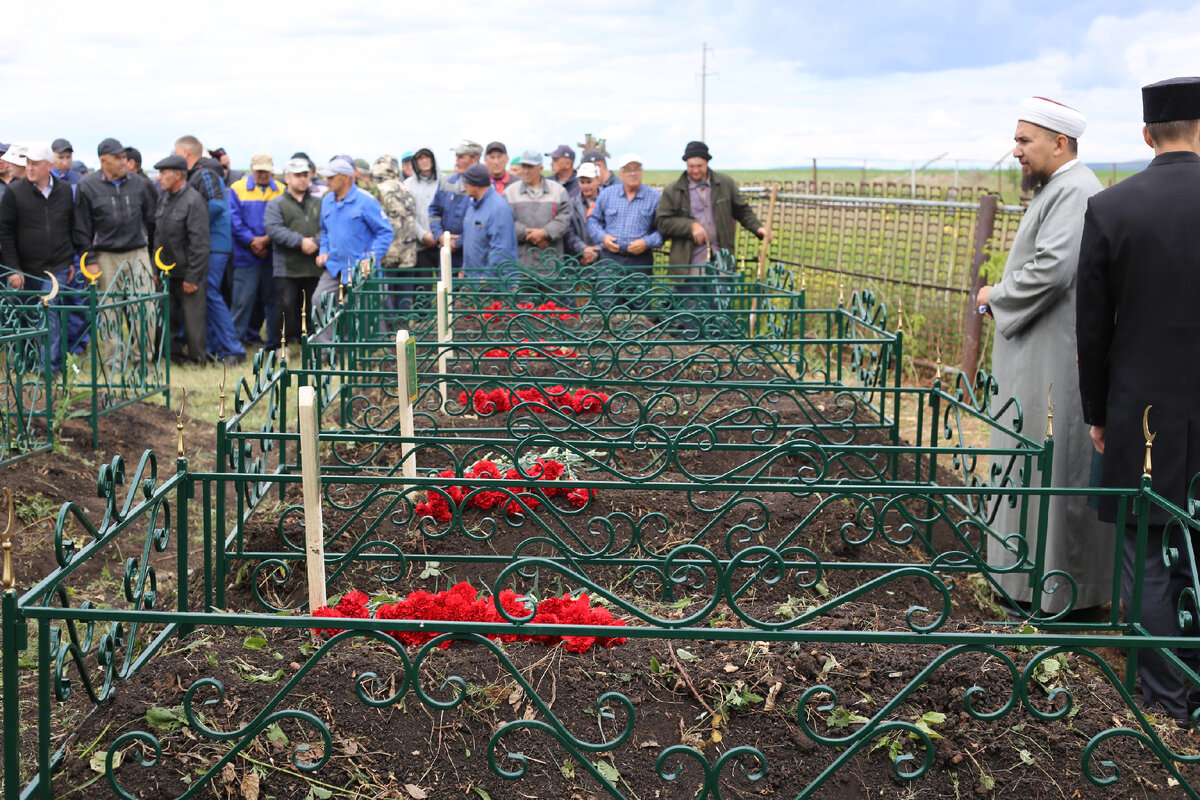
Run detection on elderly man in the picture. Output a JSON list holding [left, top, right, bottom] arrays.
[[505, 149, 571, 265], [371, 154, 420, 321], [461, 163, 517, 281], [73, 136, 159, 361], [0, 143, 77, 371], [581, 149, 618, 189], [974, 97, 1110, 620], [586, 153, 663, 272], [74, 137, 156, 289], [264, 157, 323, 346], [565, 162, 602, 264], [1077, 77, 1200, 722], [547, 145, 579, 198], [228, 153, 284, 348], [153, 155, 209, 364], [484, 142, 517, 195], [312, 156, 393, 342], [429, 140, 481, 274], [175, 135, 244, 364], [50, 138, 83, 189]]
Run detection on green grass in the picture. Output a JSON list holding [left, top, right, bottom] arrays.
[[643, 167, 1140, 205]]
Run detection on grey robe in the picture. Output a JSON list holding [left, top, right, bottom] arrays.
[[986, 160, 1114, 613]]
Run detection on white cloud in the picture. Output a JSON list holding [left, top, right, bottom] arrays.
[[3, 0, 1199, 169]]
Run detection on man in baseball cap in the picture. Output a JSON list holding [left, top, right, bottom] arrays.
[[484, 141, 515, 194], [546, 145, 578, 198], [580, 148, 617, 188], [50, 137, 82, 188], [586, 153, 663, 273], [227, 152, 285, 349]]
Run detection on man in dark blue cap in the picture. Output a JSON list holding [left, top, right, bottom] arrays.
[[50, 138, 82, 189], [547, 145, 579, 199], [1077, 76, 1200, 723], [460, 163, 517, 282]]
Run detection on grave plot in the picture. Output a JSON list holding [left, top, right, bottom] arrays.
[[5, 264, 1200, 799]]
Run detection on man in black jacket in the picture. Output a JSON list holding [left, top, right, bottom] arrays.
[[153, 155, 209, 364], [74, 137, 155, 289], [1077, 76, 1200, 722], [0, 143, 78, 371], [74, 137, 158, 367]]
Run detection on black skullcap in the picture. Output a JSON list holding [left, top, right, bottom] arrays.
[[682, 141, 712, 161], [1142, 77, 1200, 123]]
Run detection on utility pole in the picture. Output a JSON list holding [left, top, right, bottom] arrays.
[[700, 42, 715, 140]]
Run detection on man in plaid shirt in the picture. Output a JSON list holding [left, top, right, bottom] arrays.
[[586, 153, 662, 272]]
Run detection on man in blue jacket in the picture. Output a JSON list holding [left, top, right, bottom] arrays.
[[174, 135, 245, 365], [228, 153, 284, 348], [460, 163, 517, 283], [312, 156, 393, 343]]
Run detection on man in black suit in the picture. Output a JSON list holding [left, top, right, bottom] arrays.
[[1077, 76, 1200, 722]]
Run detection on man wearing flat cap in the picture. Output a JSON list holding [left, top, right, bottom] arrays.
[[153, 154, 210, 365], [1077, 76, 1200, 722], [656, 140, 768, 276], [460, 163, 517, 282], [975, 98, 1110, 621]]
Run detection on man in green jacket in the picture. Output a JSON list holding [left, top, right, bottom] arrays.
[[263, 158, 323, 346], [655, 141, 768, 270]]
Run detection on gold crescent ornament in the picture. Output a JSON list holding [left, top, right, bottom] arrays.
[[1143, 404, 1156, 478], [79, 251, 101, 285], [40, 272, 59, 306], [154, 247, 176, 275]]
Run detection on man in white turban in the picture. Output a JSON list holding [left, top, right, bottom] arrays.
[[975, 96, 1113, 617]]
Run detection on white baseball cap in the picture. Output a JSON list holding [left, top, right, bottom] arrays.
[[616, 152, 643, 170]]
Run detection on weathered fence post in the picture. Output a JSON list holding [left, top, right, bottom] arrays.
[[395, 330, 418, 486], [440, 231, 454, 294], [960, 193, 998, 377], [749, 184, 778, 334], [436, 280, 450, 409], [297, 386, 326, 612]]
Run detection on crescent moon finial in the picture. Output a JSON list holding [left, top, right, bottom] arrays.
[[154, 246, 176, 275], [79, 251, 101, 285], [40, 272, 59, 306]]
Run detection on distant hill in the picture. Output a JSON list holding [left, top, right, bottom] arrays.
[[1086, 160, 1150, 171]]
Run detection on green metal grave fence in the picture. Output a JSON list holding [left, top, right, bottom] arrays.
[[0, 261, 169, 449], [5, 418, 1200, 798], [0, 295, 52, 467]]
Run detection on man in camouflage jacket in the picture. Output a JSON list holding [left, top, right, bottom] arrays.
[[370, 155, 420, 318]]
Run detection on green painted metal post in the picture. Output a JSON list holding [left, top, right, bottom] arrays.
[[1126, 475, 1154, 695], [1028, 437, 1055, 615], [88, 283, 100, 450], [176, 458, 191, 637], [2, 589, 26, 800], [36, 620, 50, 799]]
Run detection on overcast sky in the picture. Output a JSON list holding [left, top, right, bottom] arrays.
[[5, 0, 1198, 171]]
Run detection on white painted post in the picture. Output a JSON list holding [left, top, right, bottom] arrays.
[[394, 330, 418, 485], [298, 386, 327, 612], [440, 231, 453, 294], [436, 281, 449, 408]]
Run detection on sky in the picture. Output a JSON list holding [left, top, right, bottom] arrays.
[[5, 0, 1199, 171]]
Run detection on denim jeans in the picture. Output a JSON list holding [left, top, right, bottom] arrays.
[[230, 261, 278, 348], [204, 252, 245, 358], [23, 268, 86, 372]]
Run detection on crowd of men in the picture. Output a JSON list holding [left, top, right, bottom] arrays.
[[0, 136, 768, 368], [977, 77, 1200, 724]]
